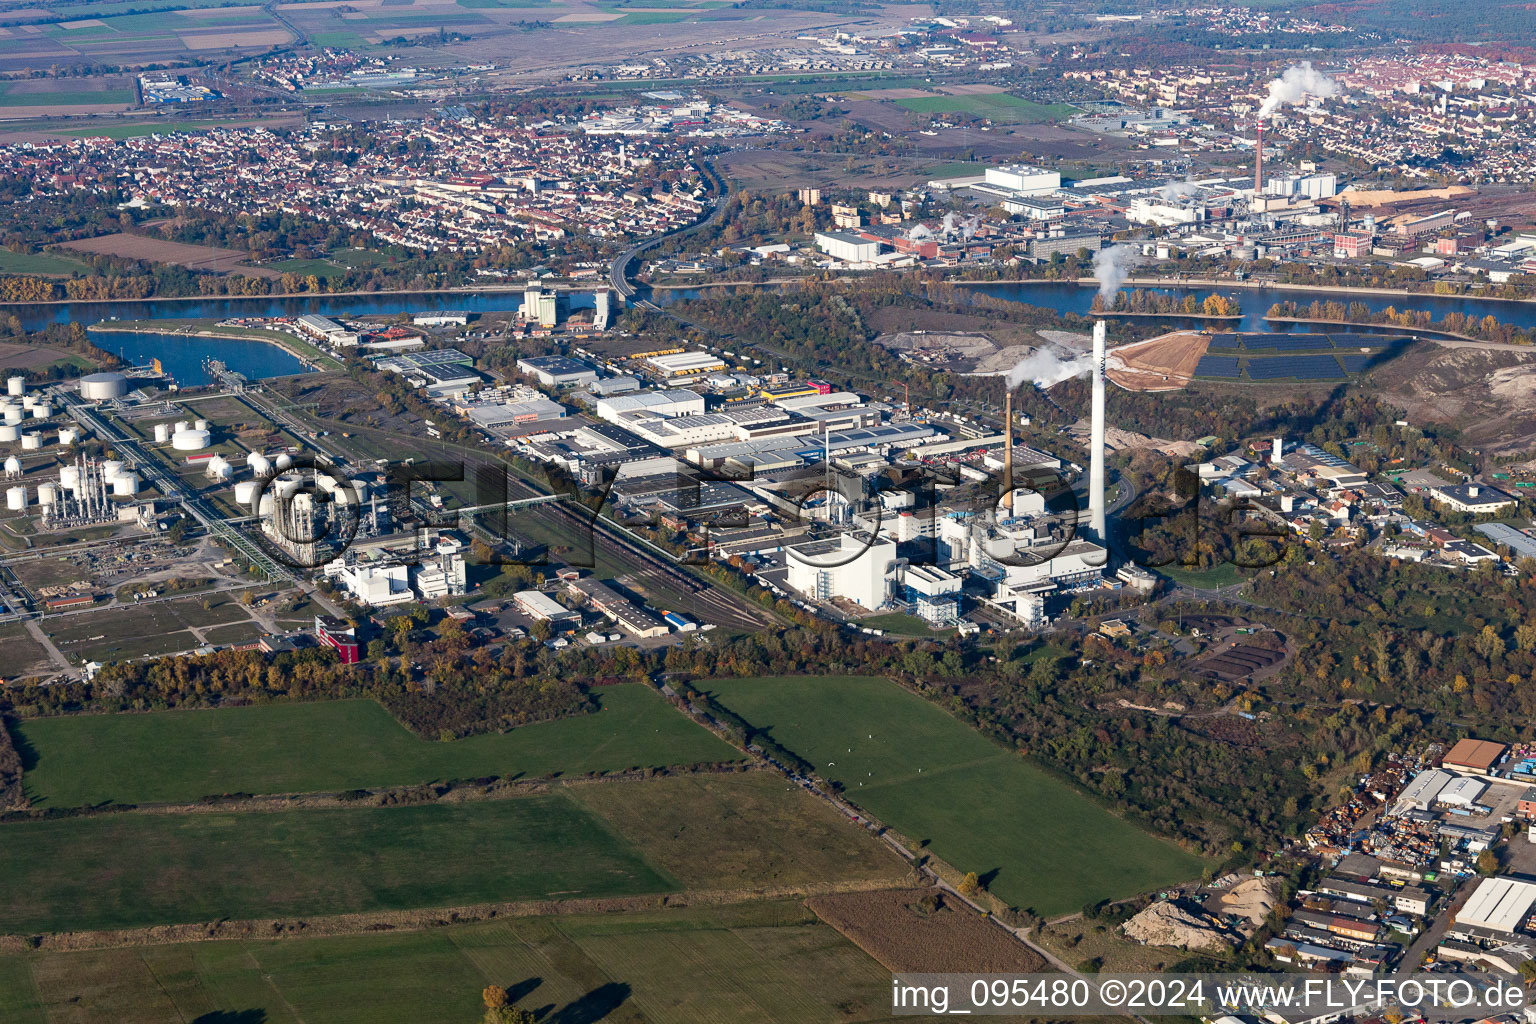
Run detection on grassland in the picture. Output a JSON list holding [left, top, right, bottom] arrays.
[[0, 85, 134, 107], [15, 685, 742, 807], [60, 120, 249, 139], [569, 773, 909, 891], [0, 250, 89, 276], [706, 676, 1205, 918], [0, 900, 898, 1024], [0, 793, 674, 934], [897, 94, 1079, 122]]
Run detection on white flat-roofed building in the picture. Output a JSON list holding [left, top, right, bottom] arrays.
[[1453, 876, 1536, 937], [335, 562, 414, 607], [413, 310, 469, 326], [984, 164, 1062, 196], [1432, 483, 1517, 515], [626, 413, 739, 449], [514, 589, 580, 624], [594, 389, 705, 423], [786, 532, 897, 610], [901, 563, 962, 626], [517, 355, 598, 387], [645, 351, 726, 378], [814, 230, 881, 263]]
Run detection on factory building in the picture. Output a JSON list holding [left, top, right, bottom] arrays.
[[1449, 877, 1536, 944], [516, 355, 599, 388], [645, 351, 727, 378], [566, 576, 669, 637], [514, 590, 580, 625], [594, 389, 705, 423], [984, 164, 1062, 196], [785, 532, 898, 610], [814, 230, 882, 263]]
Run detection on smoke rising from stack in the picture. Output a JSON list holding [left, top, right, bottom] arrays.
[[1003, 341, 1093, 390], [1257, 61, 1338, 120], [1092, 244, 1139, 299], [1158, 176, 1200, 201]]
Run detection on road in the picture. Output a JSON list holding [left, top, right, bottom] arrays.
[[607, 159, 728, 304]]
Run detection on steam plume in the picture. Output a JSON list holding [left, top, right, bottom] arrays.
[[1003, 341, 1092, 390], [1257, 61, 1338, 120], [1158, 176, 1200, 201], [1092, 244, 1138, 299]]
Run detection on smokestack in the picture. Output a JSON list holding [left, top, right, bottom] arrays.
[[1089, 321, 1106, 544], [1272, 437, 1283, 463], [1254, 122, 1264, 195], [1003, 389, 1014, 512]]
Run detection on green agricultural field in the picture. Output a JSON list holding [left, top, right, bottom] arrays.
[[0, 250, 89, 276], [897, 94, 1079, 122], [0, 900, 895, 1024], [0, 793, 674, 934], [0, 86, 134, 106], [15, 685, 742, 807], [706, 676, 1205, 917]]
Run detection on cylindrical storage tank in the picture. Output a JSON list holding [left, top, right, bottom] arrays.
[[57, 428, 77, 446], [234, 480, 261, 507], [100, 460, 124, 479], [3, 408, 21, 426], [29, 403, 48, 420], [176, 421, 190, 432], [6, 485, 25, 510], [4, 455, 18, 476], [0, 425, 17, 443], [247, 453, 270, 476], [277, 477, 302, 501], [5, 376, 23, 397], [317, 475, 338, 494], [60, 466, 80, 492], [37, 482, 57, 507], [194, 419, 208, 432], [153, 423, 171, 443], [257, 494, 275, 518], [171, 427, 210, 451], [111, 472, 138, 497], [20, 395, 35, 411], [78, 372, 129, 401], [20, 433, 41, 451], [275, 453, 293, 471]]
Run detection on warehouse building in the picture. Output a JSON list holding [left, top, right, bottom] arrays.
[[566, 576, 669, 637], [645, 351, 727, 378], [814, 230, 881, 263], [595, 389, 705, 423], [1443, 738, 1507, 777], [517, 355, 599, 388], [1449, 876, 1536, 944], [786, 531, 898, 610], [514, 590, 580, 625]]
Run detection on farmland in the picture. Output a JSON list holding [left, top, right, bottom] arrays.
[[0, 900, 899, 1024], [706, 676, 1206, 918], [0, 249, 90, 277], [15, 685, 743, 807], [895, 94, 1080, 123], [0, 794, 674, 934], [56, 233, 275, 277]]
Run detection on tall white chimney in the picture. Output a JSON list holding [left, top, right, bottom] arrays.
[[1272, 437, 1283, 463], [1089, 321, 1107, 544]]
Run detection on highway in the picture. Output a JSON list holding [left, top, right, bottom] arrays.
[[607, 159, 728, 307]]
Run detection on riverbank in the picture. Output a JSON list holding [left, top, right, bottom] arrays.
[[1262, 316, 1535, 349], [88, 322, 343, 372], [954, 275, 1536, 307], [0, 282, 562, 308]]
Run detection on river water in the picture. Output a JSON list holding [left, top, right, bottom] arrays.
[[5, 280, 1533, 380]]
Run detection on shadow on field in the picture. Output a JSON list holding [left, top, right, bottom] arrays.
[[547, 982, 632, 1023], [192, 1012, 266, 1024]]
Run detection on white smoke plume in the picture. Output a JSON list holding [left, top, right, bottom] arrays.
[[1257, 61, 1338, 120], [939, 212, 982, 240], [1003, 340, 1093, 390], [1158, 176, 1200, 201], [908, 223, 934, 242], [1092, 244, 1138, 299]]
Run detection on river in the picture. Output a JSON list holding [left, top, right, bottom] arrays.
[[5, 280, 1532, 380]]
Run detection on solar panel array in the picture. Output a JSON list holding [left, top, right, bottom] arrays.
[[1194, 355, 1241, 378], [1242, 333, 1333, 351], [1245, 355, 1346, 380], [1336, 354, 1373, 373], [1207, 333, 1240, 350]]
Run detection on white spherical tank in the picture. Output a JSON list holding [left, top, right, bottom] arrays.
[[153, 423, 171, 443], [3, 455, 18, 476], [57, 428, 77, 446], [36, 482, 57, 507], [171, 427, 211, 451], [59, 466, 80, 492], [20, 433, 41, 451], [206, 457, 232, 481], [31, 404, 50, 420], [247, 452, 271, 476], [275, 453, 293, 471], [234, 480, 262, 507], [78, 372, 129, 401], [110, 472, 139, 497], [5, 485, 25, 510], [0, 425, 17, 443], [194, 419, 209, 431], [5, 376, 23, 397]]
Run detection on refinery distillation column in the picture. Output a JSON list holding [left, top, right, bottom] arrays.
[[1089, 320, 1107, 544]]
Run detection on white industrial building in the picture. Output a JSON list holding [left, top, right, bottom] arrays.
[[1439, 776, 1488, 809], [1452, 877, 1536, 938], [984, 164, 1062, 196], [594, 389, 705, 423], [334, 563, 414, 607], [786, 532, 898, 610], [814, 230, 881, 263], [645, 351, 727, 378], [514, 590, 580, 624], [1391, 768, 1453, 815], [516, 355, 599, 387], [898, 563, 962, 626]]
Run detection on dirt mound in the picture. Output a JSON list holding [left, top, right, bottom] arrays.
[[1368, 342, 1536, 454], [1122, 900, 1236, 952], [1219, 877, 1281, 932], [1106, 331, 1210, 392]]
